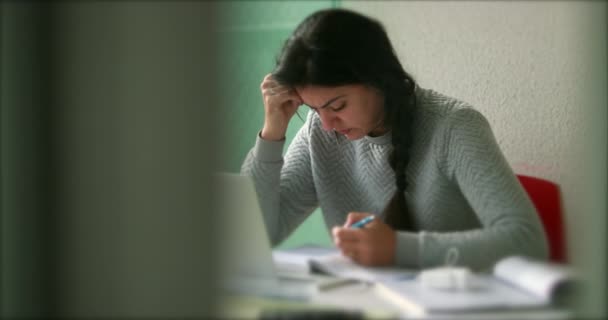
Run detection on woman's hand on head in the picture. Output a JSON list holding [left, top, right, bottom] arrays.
[[331, 212, 397, 267], [260, 73, 302, 141]]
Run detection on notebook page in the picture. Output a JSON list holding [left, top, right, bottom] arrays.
[[311, 254, 416, 282], [273, 246, 338, 275], [377, 275, 546, 313], [273, 245, 415, 282], [493, 256, 574, 301]]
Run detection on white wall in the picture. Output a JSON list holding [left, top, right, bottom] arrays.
[[344, 1, 606, 316]]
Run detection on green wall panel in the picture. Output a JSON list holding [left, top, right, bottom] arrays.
[[217, 2, 339, 248]]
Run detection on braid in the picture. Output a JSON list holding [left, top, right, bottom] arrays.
[[383, 79, 417, 231]]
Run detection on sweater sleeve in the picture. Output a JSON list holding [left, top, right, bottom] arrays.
[[241, 113, 318, 246], [399, 108, 549, 271]]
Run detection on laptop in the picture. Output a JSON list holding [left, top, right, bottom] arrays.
[[213, 172, 316, 299]]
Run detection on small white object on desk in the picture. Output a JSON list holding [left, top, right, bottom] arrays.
[[418, 266, 473, 291], [418, 247, 474, 291]]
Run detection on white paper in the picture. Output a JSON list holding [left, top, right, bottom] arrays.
[[311, 254, 416, 282], [493, 256, 574, 301], [273, 245, 415, 282]]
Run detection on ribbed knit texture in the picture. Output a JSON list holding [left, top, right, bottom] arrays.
[[242, 87, 548, 270]]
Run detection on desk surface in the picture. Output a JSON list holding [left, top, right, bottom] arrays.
[[215, 275, 573, 320]]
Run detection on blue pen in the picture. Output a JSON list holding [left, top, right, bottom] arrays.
[[350, 215, 376, 229]]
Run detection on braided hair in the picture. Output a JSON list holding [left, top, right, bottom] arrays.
[[272, 9, 417, 231]]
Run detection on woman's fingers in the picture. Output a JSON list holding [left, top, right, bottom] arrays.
[[261, 73, 285, 91], [332, 227, 364, 257], [332, 226, 360, 241], [263, 87, 293, 96], [332, 220, 396, 266], [343, 212, 373, 227], [261, 75, 299, 101], [338, 241, 371, 264], [260, 73, 274, 88]]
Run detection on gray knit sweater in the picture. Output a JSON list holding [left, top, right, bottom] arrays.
[[241, 87, 548, 270]]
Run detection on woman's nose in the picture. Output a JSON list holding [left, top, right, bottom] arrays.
[[318, 111, 335, 132]]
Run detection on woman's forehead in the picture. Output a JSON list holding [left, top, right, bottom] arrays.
[[297, 85, 362, 104], [296, 86, 346, 109]]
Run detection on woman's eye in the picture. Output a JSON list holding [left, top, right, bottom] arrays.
[[331, 102, 346, 112]]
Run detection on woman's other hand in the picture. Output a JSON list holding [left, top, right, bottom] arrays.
[[332, 212, 397, 266], [260, 73, 302, 141]]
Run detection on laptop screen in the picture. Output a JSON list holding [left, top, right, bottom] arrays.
[[213, 173, 276, 281]]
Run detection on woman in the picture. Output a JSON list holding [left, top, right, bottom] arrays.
[[241, 8, 548, 270]]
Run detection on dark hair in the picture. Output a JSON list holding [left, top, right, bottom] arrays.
[[273, 9, 417, 231]]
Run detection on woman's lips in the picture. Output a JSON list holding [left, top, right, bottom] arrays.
[[337, 128, 352, 135]]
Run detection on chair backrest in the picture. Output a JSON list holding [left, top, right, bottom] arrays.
[[516, 175, 567, 263]]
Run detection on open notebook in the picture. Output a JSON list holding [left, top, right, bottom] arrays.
[[273, 244, 416, 283]]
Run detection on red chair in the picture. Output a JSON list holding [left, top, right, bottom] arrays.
[[517, 175, 567, 263]]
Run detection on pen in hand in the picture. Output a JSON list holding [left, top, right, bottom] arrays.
[[349, 215, 375, 229]]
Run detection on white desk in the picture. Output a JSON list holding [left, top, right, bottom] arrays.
[[216, 275, 573, 319]]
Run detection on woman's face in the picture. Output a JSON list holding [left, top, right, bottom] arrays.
[[296, 84, 387, 140]]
